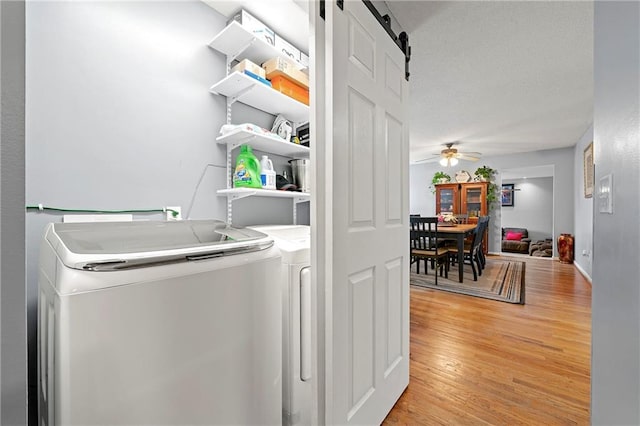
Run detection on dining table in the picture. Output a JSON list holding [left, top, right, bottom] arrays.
[[436, 223, 478, 283]]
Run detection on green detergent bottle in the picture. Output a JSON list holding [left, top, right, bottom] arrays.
[[233, 144, 262, 188]]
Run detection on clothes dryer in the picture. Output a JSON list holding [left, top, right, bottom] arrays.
[[38, 220, 282, 426], [249, 225, 313, 426]]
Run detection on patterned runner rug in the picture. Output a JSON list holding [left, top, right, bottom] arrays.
[[410, 258, 525, 304]]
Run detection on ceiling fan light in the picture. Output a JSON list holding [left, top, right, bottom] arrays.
[[439, 157, 448, 167], [450, 157, 459, 166]]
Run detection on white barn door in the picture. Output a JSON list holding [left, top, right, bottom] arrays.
[[313, 1, 410, 424]]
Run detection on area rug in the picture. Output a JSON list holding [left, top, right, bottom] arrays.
[[410, 259, 525, 304]]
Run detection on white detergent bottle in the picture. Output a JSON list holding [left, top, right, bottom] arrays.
[[260, 155, 276, 190]]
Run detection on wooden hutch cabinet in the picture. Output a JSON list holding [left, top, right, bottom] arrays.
[[435, 181, 490, 253]]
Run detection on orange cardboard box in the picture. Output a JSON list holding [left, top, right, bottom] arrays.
[[270, 75, 309, 105], [262, 57, 309, 89]]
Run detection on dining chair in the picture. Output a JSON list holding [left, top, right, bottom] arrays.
[[438, 213, 472, 248], [452, 215, 489, 270], [410, 217, 450, 284], [454, 213, 469, 224], [447, 222, 484, 281], [476, 216, 490, 269]]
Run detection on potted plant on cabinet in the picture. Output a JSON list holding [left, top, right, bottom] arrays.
[[474, 165, 496, 182], [474, 165, 499, 209], [430, 171, 451, 193]]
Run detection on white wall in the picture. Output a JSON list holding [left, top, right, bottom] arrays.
[[1, 1, 27, 424], [573, 125, 593, 279], [410, 147, 574, 255], [592, 2, 640, 423], [501, 177, 553, 244]]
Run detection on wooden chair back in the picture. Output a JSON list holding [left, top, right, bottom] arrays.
[[410, 216, 449, 282], [410, 216, 439, 251], [454, 213, 469, 224], [474, 215, 490, 252]]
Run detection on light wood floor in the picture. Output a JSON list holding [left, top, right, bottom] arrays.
[[384, 255, 591, 425]]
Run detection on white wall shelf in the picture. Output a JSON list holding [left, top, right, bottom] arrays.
[[209, 19, 310, 225], [210, 71, 309, 123], [217, 128, 310, 159], [218, 187, 310, 203], [208, 21, 303, 67]]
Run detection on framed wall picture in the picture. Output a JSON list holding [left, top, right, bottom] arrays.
[[501, 184, 514, 207], [584, 142, 594, 198]]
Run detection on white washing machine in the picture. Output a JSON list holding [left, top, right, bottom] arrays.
[[38, 220, 282, 426], [250, 225, 313, 426]]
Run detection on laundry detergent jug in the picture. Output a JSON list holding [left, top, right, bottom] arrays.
[[260, 155, 276, 190], [233, 145, 262, 188]]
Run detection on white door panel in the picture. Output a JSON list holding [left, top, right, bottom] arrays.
[[314, 1, 410, 424]]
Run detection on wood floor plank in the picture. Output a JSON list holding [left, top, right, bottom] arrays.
[[384, 255, 591, 425]]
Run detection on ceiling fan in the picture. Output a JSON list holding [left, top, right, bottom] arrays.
[[415, 143, 482, 167]]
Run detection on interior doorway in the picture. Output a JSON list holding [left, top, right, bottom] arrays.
[[500, 165, 555, 258]]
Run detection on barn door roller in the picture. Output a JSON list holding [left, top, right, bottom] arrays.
[[319, 0, 411, 80], [361, 1, 411, 80]]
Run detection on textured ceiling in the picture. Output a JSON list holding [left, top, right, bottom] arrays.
[[386, 1, 594, 163]]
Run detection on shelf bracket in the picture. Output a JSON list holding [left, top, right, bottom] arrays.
[[229, 135, 256, 151], [229, 37, 257, 63], [229, 85, 257, 105], [228, 191, 257, 201]]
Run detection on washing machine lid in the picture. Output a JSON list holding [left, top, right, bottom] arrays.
[[47, 220, 273, 271], [248, 225, 310, 264]]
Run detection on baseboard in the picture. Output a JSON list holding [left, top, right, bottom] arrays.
[[497, 251, 556, 261], [574, 262, 592, 284]]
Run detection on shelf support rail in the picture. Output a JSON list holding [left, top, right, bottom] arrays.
[[293, 199, 298, 225], [226, 144, 234, 189], [224, 55, 233, 225], [226, 97, 232, 125], [226, 199, 233, 225], [226, 142, 233, 224]]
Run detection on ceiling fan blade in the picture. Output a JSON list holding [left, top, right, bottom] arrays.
[[456, 154, 481, 161], [413, 157, 441, 164], [458, 151, 482, 156]]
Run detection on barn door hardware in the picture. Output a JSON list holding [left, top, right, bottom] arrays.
[[361, 0, 411, 80]]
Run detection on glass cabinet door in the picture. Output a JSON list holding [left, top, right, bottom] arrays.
[[464, 186, 483, 218], [438, 188, 455, 213]]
